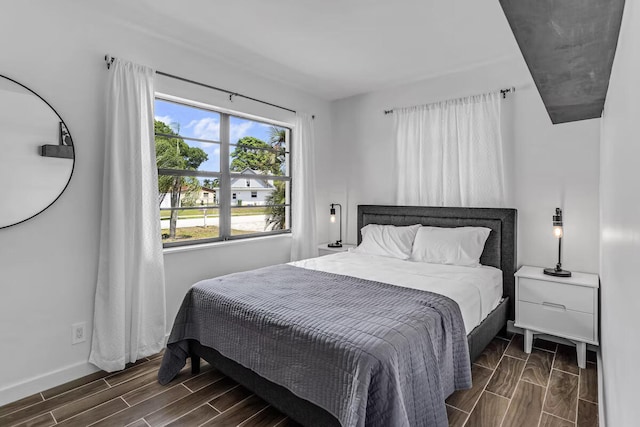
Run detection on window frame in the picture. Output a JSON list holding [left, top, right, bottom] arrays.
[[156, 95, 293, 248]]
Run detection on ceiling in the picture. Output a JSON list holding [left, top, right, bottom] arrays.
[[95, 0, 521, 100]]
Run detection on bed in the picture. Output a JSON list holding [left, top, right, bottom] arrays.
[[158, 205, 517, 426]]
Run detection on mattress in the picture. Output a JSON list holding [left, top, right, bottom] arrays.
[[291, 251, 503, 334]]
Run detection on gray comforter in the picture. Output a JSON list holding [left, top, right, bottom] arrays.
[[158, 264, 471, 427]]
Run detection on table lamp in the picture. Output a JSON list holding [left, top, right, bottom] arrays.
[[328, 203, 342, 248], [544, 208, 571, 277]]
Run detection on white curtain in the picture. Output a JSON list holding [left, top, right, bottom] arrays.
[[89, 59, 166, 372], [290, 112, 318, 261], [394, 92, 505, 207]]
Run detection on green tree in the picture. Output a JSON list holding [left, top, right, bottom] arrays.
[[264, 181, 286, 230], [230, 136, 284, 175], [155, 120, 208, 238]]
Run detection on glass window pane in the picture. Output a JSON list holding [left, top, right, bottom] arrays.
[[159, 175, 220, 244], [155, 137, 220, 173], [160, 206, 220, 244], [155, 99, 220, 141], [228, 116, 288, 176], [229, 146, 286, 176], [231, 205, 290, 236], [159, 175, 220, 208], [155, 100, 220, 174]]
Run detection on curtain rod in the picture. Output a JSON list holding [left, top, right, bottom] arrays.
[[383, 87, 516, 115], [104, 54, 314, 118]]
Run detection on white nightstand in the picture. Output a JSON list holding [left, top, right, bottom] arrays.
[[514, 265, 599, 368], [317, 243, 356, 257]]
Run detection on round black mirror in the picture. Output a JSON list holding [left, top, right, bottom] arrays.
[[0, 75, 75, 229]]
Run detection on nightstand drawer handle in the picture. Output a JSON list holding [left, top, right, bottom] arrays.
[[542, 302, 566, 311]]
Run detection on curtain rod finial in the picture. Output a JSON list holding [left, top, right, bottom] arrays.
[[104, 54, 114, 70]]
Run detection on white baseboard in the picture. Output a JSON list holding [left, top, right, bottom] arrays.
[[0, 360, 100, 407], [0, 333, 172, 407]]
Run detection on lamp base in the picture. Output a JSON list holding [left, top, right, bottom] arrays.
[[327, 242, 343, 248], [544, 267, 572, 277]]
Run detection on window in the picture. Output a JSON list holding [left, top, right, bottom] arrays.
[[155, 97, 291, 247]]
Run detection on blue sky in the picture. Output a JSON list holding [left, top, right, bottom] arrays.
[[155, 99, 283, 173]]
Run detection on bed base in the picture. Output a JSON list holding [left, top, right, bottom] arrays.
[[468, 297, 509, 361], [189, 340, 340, 426]]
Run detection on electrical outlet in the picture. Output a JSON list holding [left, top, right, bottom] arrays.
[[72, 322, 86, 345]]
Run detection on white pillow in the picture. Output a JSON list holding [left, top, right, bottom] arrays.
[[354, 224, 421, 259], [410, 226, 491, 267]]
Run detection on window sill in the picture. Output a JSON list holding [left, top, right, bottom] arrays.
[[162, 233, 292, 255]]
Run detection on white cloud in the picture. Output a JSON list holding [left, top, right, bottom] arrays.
[[186, 117, 220, 141], [230, 121, 254, 143], [181, 117, 272, 145]]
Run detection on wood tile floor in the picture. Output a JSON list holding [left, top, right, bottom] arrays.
[[0, 353, 299, 427], [446, 334, 598, 427], [0, 334, 598, 427]]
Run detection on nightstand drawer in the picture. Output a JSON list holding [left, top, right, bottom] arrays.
[[518, 277, 594, 313], [518, 301, 594, 341]]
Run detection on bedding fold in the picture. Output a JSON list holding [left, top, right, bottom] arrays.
[[158, 264, 471, 427]]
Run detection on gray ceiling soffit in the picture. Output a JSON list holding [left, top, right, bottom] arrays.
[[499, 0, 625, 124]]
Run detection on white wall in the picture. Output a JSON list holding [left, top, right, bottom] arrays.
[[0, 1, 331, 404], [599, 0, 640, 425], [330, 57, 600, 273]]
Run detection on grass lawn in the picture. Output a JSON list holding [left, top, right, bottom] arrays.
[[161, 225, 255, 243], [160, 206, 268, 220]]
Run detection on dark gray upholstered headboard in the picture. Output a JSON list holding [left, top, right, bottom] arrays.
[[357, 205, 517, 320]]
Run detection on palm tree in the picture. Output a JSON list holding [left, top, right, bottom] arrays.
[[264, 181, 286, 230], [269, 126, 286, 148], [265, 126, 288, 230]]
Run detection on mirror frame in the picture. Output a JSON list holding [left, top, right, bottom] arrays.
[[0, 74, 75, 229]]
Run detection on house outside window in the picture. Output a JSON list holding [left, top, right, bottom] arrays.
[[155, 96, 291, 247]]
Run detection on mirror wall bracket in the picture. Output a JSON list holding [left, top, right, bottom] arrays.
[[41, 122, 74, 159], [41, 145, 74, 159]]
